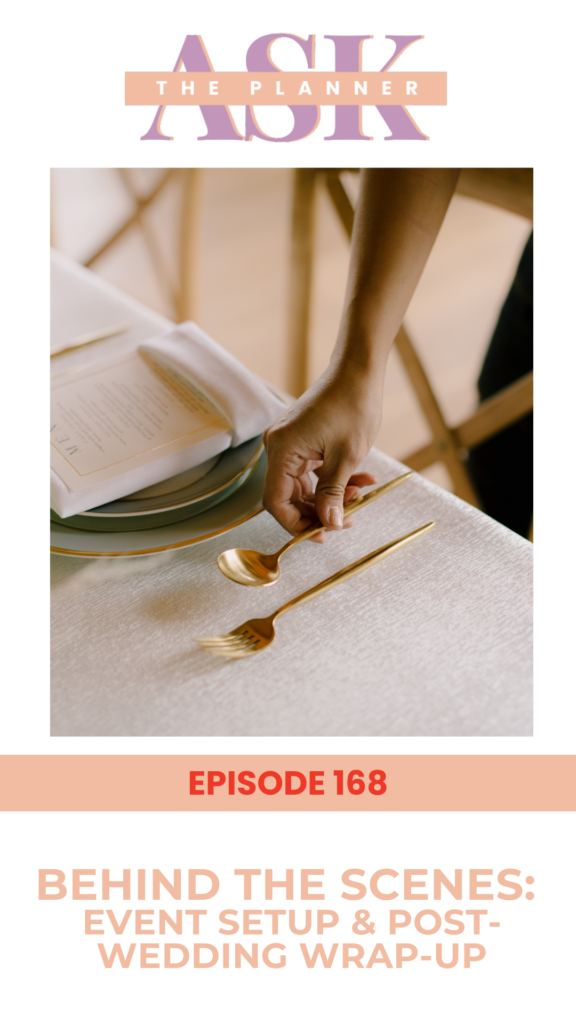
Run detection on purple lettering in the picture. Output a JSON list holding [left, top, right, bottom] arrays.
[[377, 36, 428, 140], [324, 35, 372, 141], [324, 34, 427, 141], [141, 35, 243, 141], [245, 34, 319, 142]]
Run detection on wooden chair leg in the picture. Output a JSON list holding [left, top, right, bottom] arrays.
[[177, 168, 199, 323], [394, 326, 480, 506], [83, 169, 175, 269], [117, 168, 180, 315], [404, 372, 533, 468], [286, 168, 318, 398], [324, 170, 355, 239]]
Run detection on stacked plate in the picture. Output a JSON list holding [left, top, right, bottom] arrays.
[[50, 435, 266, 557]]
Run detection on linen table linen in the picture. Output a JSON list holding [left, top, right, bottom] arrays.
[[50, 252, 533, 737]]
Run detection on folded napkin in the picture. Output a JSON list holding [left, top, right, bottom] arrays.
[[50, 322, 286, 518], [140, 322, 285, 447]]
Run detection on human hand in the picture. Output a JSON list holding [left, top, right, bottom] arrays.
[[263, 361, 383, 542]]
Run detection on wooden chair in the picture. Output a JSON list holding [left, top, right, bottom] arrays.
[[51, 168, 199, 324], [287, 168, 533, 507]]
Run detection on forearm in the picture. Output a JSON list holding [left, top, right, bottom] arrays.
[[331, 167, 461, 378], [262, 167, 460, 536]]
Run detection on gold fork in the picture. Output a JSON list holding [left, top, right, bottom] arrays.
[[197, 521, 435, 659]]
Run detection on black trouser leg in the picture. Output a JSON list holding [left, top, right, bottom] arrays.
[[467, 232, 533, 538]]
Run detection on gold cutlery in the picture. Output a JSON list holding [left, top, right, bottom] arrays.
[[199, 521, 435, 659], [217, 471, 414, 586]]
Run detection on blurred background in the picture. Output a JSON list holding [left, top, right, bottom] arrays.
[[50, 167, 532, 497]]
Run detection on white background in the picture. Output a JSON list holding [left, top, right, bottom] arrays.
[[3, 0, 573, 757], [0, 812, 571, 1022], [1, 0, 574, 1018]]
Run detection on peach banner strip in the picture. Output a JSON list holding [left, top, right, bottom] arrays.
[[1, 757, 574, 812], [125, 72, 447, 106]]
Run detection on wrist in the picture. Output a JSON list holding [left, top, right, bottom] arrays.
[[332, 309, 393, 382], [330, 343, 388, 386]]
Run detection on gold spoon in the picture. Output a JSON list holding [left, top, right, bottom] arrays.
[[217, 471, 414, 586], [203, 522, 435, 657]]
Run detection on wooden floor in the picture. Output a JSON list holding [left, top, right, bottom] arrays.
[[51, 168, 532, 492]]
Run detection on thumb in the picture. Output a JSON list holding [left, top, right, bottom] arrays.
[[314, 446, 358, 530]]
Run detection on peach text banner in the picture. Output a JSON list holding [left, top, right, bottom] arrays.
[[0, 757, 574, 812], [124, 72, 447, 106]]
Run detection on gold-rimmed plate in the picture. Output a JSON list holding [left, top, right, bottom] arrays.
[[50, 449, 267, 557], [80, 434, 263, 517], [50, 436, 264, 532]]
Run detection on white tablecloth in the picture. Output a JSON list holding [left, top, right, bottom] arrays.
[[50, 252, 533, 737]]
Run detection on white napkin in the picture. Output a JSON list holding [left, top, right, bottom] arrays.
[[139, 322, 285, 446], [50, 322, 286, 518]]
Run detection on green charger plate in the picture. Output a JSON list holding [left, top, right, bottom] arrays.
[[50, 450, 267, 557]]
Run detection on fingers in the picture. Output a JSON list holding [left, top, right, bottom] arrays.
[[344, 483, 364, 501], [263, 481, 311, 534], [262, 449, 316, 535], [343, 486, 361, 506], [310, 516, 354, 544], [298, 471, 315, 501], [342, 474, 376, 507], [309, 530, 326, 544], [313, 446, 361, 531], [292, 473, 375, 541], [263, 414, 377, 539], [347, 472, 377, 488]]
